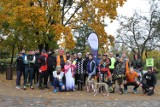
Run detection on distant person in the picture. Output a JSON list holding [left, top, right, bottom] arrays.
[[84, 52, 90, 85], [124, 67, 140, 94], [15, 53, 23, 89], [142, 67, 157, 96]]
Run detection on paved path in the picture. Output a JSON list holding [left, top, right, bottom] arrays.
[[0, 95, 160, 107]]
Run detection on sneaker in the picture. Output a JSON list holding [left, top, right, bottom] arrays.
[[30, 86, 34, 90], [23, 86, 27, 90], [133, 88, 137, 94], [53, 89, 57, 93], [16, 86, 21, 89], [124, 88, 128, 94]]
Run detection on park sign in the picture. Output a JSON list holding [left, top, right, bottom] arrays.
[[88, 32, 99, 59], [146, 58, 154, 67]]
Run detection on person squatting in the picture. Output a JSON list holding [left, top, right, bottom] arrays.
[[15, 49, 157, 96]]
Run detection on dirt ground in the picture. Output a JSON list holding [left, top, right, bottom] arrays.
[[0, 74, 160, 101]]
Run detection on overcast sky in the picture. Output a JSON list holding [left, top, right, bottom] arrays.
[[105, 0, 150, 36]]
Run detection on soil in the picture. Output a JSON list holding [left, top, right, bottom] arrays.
[[0, 74, 160, 101]]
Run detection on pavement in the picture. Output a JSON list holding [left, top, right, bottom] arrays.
[[0, 95, 160, 107]]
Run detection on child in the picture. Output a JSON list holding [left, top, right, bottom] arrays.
[[16, 53, 23, 89], [64, 60, 76, 91], [53, 66, 65, 93]]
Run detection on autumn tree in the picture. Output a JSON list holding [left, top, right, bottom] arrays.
[[0, 0, 126, 60], [116, 0, 160, 59]]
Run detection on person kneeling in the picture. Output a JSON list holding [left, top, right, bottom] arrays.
[[53, 66, 65, 93], [124, 67, 140, 94], [142, 67, 157, 96]]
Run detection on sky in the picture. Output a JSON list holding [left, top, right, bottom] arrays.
[[105, 0, 150, 36]]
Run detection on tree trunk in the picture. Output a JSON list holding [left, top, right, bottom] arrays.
[[10, 44, 15, 64]]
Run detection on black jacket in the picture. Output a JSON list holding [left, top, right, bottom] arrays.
[[47, 53, 56, 71], [16, 57, 23, 71], [142, 72, 157, 87]]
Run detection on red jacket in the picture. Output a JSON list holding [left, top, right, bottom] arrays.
[[39, 53, 48, 72]]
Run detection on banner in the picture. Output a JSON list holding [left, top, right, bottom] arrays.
[[146, 58, 154, 67], [88, 32, 99, 59]]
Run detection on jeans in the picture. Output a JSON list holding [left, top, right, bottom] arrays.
[[24, 67, 34, 87], [53, 78, 65, 91], [16, 70, 22, 86]]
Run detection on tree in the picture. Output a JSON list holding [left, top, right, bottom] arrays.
[[116, 0, 160, 59], [0, 0, 126, 63]]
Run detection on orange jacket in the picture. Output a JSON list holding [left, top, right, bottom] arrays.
[[56, 55, 66, 67]]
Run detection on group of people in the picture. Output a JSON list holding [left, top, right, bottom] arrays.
[[15, 49, 157, 96]]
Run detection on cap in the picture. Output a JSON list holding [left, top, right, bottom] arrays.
[[78, 52, 82, 56]]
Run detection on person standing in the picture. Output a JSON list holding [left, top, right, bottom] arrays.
[[142, 67, 157, 96], [87, 54, 96, 80], [33, 49, 40, 85], [15, 53, 23, 89], [109, 52, 116, 74], [131, 54, 143, 81], [66, 52, 71, 60], [39, 50, 48, 89], [83, 52, 90, 85], [98, 54, 111, 86], [47, 50, 56, 85], [64, 60, 76, 91], [23, 50, 36, 90], [75, 53, 85, 91]]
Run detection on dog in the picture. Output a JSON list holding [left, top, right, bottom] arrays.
[[93, 82, 109, 96], [86, 77, 109, 96], [86, 78, 95, 92]]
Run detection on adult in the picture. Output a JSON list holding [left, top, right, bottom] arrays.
[[39, 50, 48, 89], [83, 52, 90, 85], [56, 50, 66, 72], [23, 50, 36, 90], [131, 53, 143, 81], [66, 52, 71, 60], [124, 67, 140, 94], [87, 54, 96, 80], [109, 52, 116, 74], [47, 50, 56, 85], [56, 50, 66, 87], [98, 54, 111, 86], [113, 53, 129, 94], [33, 49, 40, 85], [15, 53, 23, 89], [142, 67, 157, 96], [64, 60, 76, 91], [75, 53, 85, 90]]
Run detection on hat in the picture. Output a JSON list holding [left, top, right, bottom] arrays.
[[78, 52, 82, 56]]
